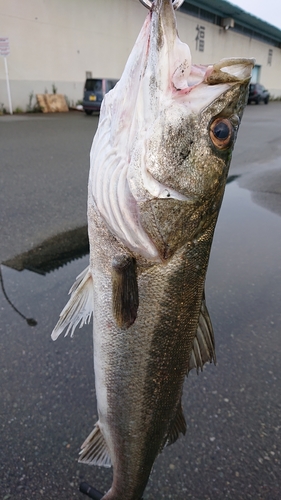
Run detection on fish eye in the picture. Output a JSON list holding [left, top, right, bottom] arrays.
[[209, 118, 233, 150]]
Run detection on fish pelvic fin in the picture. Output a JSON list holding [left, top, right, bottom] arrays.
[[188, 292, 216, 374], [51, 266, 93, 340], [112, 254, 139, 329], [165, 401, 187, 447], [79, 422, 112, 468]]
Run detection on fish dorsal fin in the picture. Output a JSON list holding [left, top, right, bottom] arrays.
[[188, 292, 216, 374], [165, 401, 187, 447], [51, 266, 93, 340], [112, 255, 139, 329], [79, 423, 112, 468]]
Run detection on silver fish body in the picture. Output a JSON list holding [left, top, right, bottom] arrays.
[[52, 1, 254, 499]]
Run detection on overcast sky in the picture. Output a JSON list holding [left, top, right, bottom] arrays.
[[230, 0, 281, 30]]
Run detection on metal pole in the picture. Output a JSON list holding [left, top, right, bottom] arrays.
[[4, 56, 13, 114]]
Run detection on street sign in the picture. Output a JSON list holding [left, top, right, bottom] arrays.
[[0, 37, 12, 113], [0, 37, 10, 57]]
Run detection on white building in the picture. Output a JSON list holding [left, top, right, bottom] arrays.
[[0, 0, 281, 112]]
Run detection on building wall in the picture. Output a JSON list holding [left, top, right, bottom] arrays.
[[0, 0, 145, 111], [0, 0, 280, 112]]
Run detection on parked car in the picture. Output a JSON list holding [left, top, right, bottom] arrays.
[[248, 83, 270, 105], [82, 78, 118, 114]]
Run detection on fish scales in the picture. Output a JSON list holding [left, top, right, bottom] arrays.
[[51, 0, 254, 499], [88, 204, 215, 499]]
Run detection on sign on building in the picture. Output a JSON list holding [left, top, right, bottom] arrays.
[[268, 49, 273, 66], [195, 25, 205, 52]]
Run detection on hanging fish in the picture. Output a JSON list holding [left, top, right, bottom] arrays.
[[52, 0, 254, 498]]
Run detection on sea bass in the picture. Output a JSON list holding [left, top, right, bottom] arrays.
[[51, 0, 254, 498]]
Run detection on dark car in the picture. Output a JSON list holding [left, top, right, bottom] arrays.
[[82, 78, 118, 115], [248, 83, 270, 105]]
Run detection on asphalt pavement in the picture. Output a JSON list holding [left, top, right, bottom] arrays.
[[0, 103, 281, 500], [0, 112, 98, 263]]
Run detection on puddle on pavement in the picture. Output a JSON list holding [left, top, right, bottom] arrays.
[[1, 179, 281, 500], [238, 165, 281, 218], [3, 225, 89, 275]]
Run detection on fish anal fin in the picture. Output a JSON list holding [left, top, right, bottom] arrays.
[[165, 401, 187, 447], [112, 254, 139, 329], [51, 266, 93, 340], [188, 292, 216, 374], [79, 422, 112, 468]]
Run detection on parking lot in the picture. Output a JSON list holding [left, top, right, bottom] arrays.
[[1, 103, 281, 499]]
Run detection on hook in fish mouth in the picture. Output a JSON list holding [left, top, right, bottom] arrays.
[[139, 0, 185, 10]]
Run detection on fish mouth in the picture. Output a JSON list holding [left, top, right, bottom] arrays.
[[143, 0, 255, 115]]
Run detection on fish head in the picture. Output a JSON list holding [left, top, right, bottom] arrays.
[[89, 0, 254, 261]]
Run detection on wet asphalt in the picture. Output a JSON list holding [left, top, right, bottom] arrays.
[[0, 103, 281, 500]]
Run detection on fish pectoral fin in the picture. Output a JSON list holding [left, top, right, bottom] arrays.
[[112, 254, 139, 329], [79, 423, 112, 468], [165, 401, 187, 447], [51, 266, 93, 340], [188, 293, 216, 374]]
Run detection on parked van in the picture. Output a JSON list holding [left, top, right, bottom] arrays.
[[82, 78, 118, 114]]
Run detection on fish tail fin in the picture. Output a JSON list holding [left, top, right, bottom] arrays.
[[79, 422, 112, 468], [51, 266, 93, 340]]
